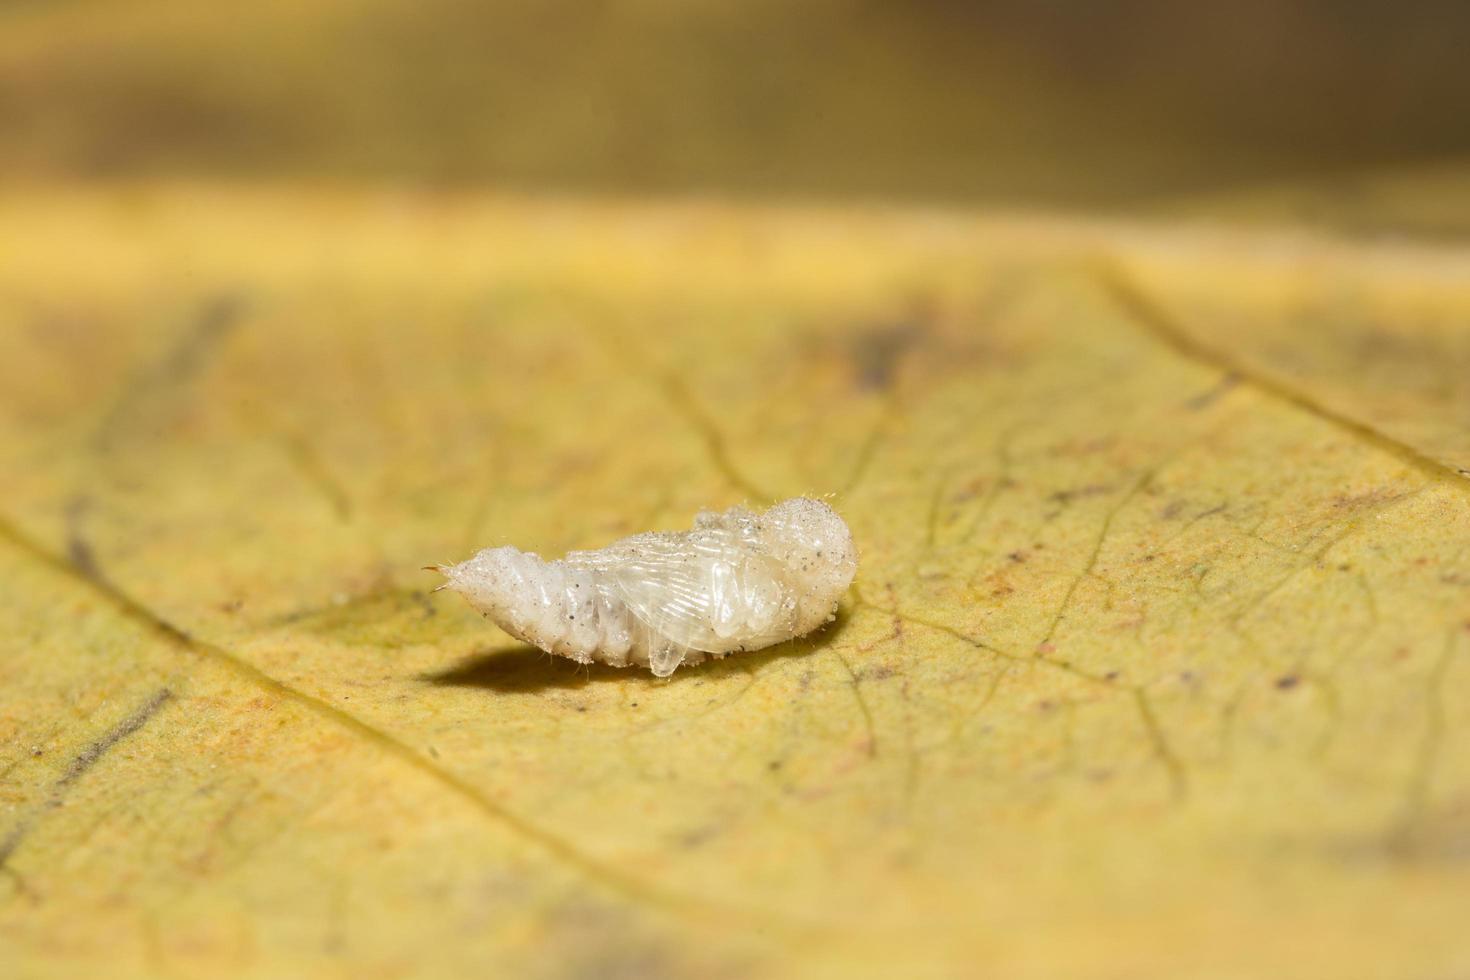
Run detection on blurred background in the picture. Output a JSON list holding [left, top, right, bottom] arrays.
[[4, 0, 1469, 224]]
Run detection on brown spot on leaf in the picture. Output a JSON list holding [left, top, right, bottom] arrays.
[[848, 307, 931, 391]]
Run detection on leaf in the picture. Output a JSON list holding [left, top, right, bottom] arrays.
[[1, 188, 1468, 978]]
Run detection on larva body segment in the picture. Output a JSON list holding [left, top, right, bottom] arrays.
[[438, 497, 857, 676]]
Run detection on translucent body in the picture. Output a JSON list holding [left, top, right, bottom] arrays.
[[438, 497, 858, 676]]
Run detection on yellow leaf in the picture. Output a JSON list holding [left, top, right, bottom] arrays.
[[1, 187, 1468, 978]]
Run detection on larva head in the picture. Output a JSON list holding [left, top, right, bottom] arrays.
[[760, 497, 858, 629]]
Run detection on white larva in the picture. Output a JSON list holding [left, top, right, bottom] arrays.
[[433, 497, 858, 677]]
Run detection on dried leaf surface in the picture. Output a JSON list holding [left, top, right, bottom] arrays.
[[2, 188, 1468, 979]]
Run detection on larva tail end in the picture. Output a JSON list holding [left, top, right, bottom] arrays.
[[423, 563, 453, 593]]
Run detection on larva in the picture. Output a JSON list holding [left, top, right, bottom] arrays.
[[434, 497, 858, 676]]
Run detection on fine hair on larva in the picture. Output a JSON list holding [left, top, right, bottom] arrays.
[[433, 497, 858, 677]]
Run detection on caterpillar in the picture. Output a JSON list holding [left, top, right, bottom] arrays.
[[433, 497, 858, 677]]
